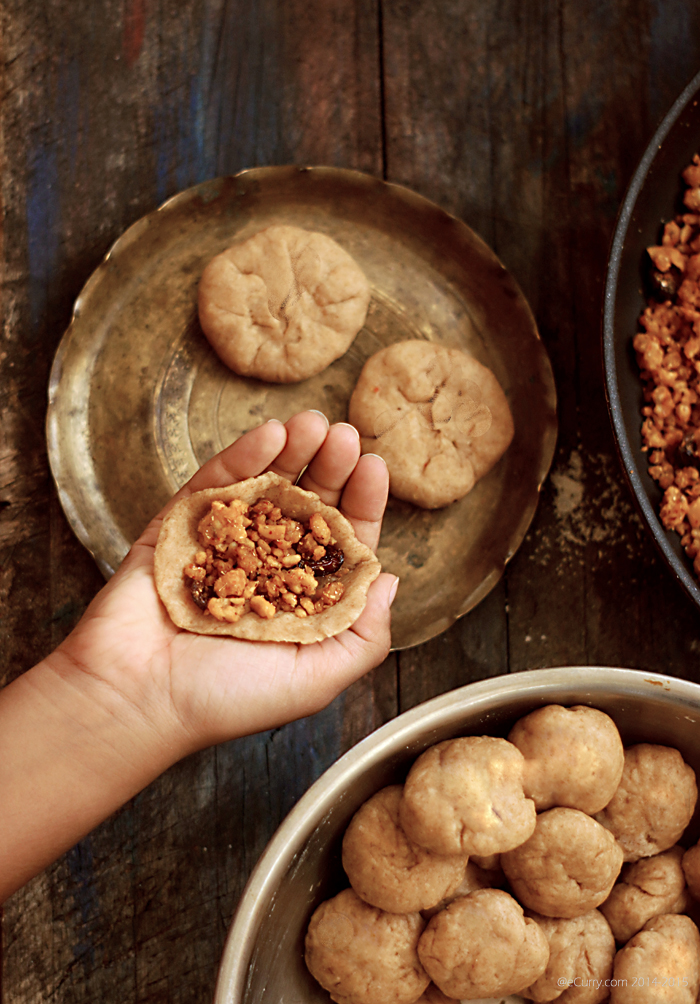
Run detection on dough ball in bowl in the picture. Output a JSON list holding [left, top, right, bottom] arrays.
[[413, 984, 458, 1004], [198, 225, 370, 383], [417, 888, 549, 1000], [501, 807, 624, 918], [348, 340, 514, 509], [682, 843, 700, 900], [610, 914, 700, 1003], [421, 859, 505, 919], [471, 852, 502, 873], [341, 785, 468, 915], [524, 909, 615, 1004], [398, 736, 536, 857], [595, 744, 698, 862], [508, 704, 624, 813], [600, 846, 688, 943], [304, 888, 429, 1004]]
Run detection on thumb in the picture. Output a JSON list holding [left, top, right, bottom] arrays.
[[348, 572, 399, 650], [285, 574, 399, 721]]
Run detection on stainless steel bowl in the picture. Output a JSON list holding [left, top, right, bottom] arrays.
[[214, 667, 700, 1004]]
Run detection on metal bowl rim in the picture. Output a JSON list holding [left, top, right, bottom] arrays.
[[214, 664, 700, 1003]]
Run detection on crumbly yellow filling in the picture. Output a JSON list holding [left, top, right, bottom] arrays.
[[183, 497, 346, 623]]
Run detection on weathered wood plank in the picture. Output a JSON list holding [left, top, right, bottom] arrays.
[[505, 0, 700, 676], [382, 0, 700, 682], [6, 1, 700, 1002], [381, 0, 513, 708], [1, 0, 384, 1001]]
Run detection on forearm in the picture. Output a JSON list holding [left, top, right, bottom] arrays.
[[0, 652, 183, 902]]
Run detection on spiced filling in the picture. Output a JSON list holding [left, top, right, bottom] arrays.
[[183, 496, 347, 624]]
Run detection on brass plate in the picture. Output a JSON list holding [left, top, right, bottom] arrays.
[[47, 166, 557, 650]]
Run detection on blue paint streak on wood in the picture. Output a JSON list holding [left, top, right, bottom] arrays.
[[189, 75, 209, 185], [154, 1, 285, 204], [232, 0, 282, 172], [154, 113, 171, 206], [197, 0, 281, 179], [66, 837, 100, 975], [192, 0, 227, 179], [649, 0, 695, 124], [26, 47, 81, 336], [176, 76, 213, 192], [154, 61, 217, 204], [25, 140, 61, 335], [58, 54, 82, 176]]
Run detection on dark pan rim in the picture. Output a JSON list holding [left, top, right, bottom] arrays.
[[603, 68, 700, 608]]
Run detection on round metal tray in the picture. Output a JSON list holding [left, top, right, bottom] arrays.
[[47, 166, 557, 650]]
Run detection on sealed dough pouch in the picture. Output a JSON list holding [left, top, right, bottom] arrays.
[[399, 735, 536, 857], [154, 471, 381, 644], [417, 888, 549, 1000], [348, 340, 514, 509], [198, 225, 371, 383], [305, 888, 429, 1004], [508, 704, 625, 814], [501, 807, 624, 919], [600, 846, 688, 943], [341, 785, 469, 915], [595, 743, 698, 862], [524, 909, 615, 1004]]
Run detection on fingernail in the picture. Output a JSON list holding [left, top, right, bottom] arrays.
[[334, 421, 360, 438], [389, 576, 400, 606], [361, 452, 387, 464], [267, 418, 284, 425], [308, 410, 329, 427]]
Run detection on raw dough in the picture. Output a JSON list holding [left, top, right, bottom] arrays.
[[595, 744, 697, 862], [417, 888, 549, 1000], [348, 340, 514, 508], [501, 807, 624, 918], [341, 785, 468, 915], [508, 704, 624, 814], [600, 846, 688, 943], [524, 909, 615, 1004], [198, 225, 370, 383], [399, 736, 536, 857], [610, 914, 700, 1003], [421, 859, 504, 919], [305, 888, 429, 1004], [683, 843, 700, 900]]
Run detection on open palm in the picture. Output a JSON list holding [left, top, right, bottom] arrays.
[[55, 412, 396, 755]]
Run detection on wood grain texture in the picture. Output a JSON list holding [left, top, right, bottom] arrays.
[[1, 1, 385, 1001], [3, 0, 700, 1001]]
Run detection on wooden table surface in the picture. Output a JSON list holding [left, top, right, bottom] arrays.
[[3, 1, 700, 1000]]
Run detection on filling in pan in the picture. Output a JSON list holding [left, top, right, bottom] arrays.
[[636, 153, 700, 575]]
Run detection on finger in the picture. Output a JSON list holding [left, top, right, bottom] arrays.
[[345, 573, 399, 648], [135, 421, 289, 548], [290, 573, 398, 717], [266, 410, 330, 482], [162, 420, 288, 516], [336, 453, 389, 551], [183, 419, 288, 496], [297, 423, 361, 505]]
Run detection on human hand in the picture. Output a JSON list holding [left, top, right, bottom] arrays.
[[52, 411, 396, 759]]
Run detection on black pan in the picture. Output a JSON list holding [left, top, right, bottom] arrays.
[[604, 69, 700, 608]]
